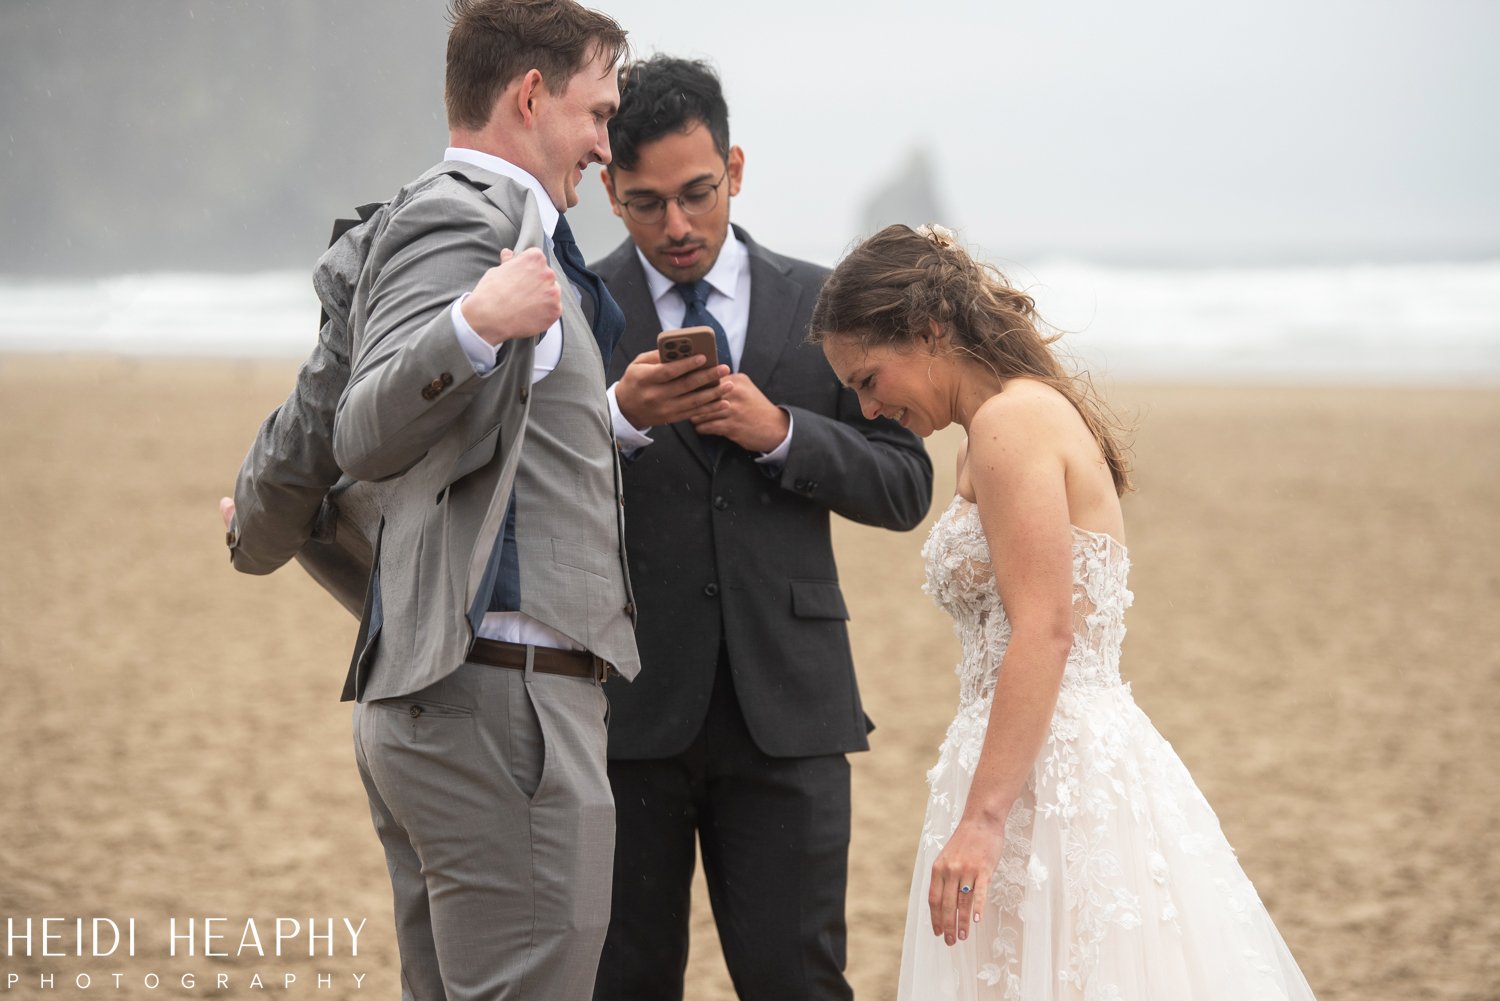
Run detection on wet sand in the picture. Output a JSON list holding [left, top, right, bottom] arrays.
[[1, 356, 1496, 999]]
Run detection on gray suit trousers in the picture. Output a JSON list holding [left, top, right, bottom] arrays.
[[352, 661, 615, 1000]]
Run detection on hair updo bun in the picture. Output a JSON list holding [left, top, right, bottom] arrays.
[[809, 223, 1132, 495]]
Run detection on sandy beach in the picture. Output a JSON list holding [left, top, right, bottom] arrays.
[[1, 355, 1496, 1000]]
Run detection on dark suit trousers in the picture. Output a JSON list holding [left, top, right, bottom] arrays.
[[593, 652, 853, 1001]]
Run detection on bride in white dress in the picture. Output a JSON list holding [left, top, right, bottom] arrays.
[[812, 224, 1319, 1001]]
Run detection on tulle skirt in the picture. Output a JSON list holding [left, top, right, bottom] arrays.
[[897, 683, 1319, 1001]]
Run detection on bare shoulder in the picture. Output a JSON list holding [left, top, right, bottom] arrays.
[[968, 379, 1080, 451]]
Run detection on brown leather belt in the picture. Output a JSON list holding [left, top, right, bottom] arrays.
[[468, 638, 612, 683]]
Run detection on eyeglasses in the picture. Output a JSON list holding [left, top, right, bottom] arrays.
[[617, 169, 728, 225]]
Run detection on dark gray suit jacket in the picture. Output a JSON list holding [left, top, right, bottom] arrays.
[[594, 226, 933, 760]]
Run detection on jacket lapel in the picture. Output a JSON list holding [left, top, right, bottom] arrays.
[[735, 225, 803, 389], [603, 248, 662, 382]]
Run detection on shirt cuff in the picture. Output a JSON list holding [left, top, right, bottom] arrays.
[[608, 382, 655, 450], [755, 409, 794, 466], [451, 295, 505, 374]]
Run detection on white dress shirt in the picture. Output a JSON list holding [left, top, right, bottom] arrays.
[[606, 230, 794, 464]]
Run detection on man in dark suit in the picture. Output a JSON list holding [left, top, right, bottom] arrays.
[[589, 57, 934, 1001]]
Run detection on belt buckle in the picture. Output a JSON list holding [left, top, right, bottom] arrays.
[[592, 655, 610, 684]]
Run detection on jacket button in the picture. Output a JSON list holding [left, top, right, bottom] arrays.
[[520, 386, 530, 403], [713, 496, 729, 510], [704, 583, 720, 597], [623, 602, 636, 617], [793, 478, 808, 491], [409, 705, 423, 718], [440, 372, 454, 387], [421, 386, 437, 401]]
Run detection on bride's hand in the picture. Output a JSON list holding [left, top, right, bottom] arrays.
[[928, 814, 1005, 946]]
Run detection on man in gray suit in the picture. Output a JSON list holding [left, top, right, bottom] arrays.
[[588, 57, 933, 1001], [223, 3, 642, 998]]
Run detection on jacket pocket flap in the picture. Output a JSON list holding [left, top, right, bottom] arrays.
[[790, 579, 849, 620], [553, 538, 611, 579], [449, 423, 501, 485]]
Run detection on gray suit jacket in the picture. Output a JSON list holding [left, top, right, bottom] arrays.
[[228, 159, 639, 702]]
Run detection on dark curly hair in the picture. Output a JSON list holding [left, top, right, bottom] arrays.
[[608, 56, 730, 173], [811, 224, 1133, 495]]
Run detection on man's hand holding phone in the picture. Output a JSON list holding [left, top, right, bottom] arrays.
[[615, 326, 731, 429]]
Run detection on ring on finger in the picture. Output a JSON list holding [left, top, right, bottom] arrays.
[[959, 884, 973, 894]]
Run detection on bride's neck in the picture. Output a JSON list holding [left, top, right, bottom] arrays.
[[951, 366, 1006, 432]]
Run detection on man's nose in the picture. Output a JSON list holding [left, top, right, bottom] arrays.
[[662, 199, 692, 240], [859, 395, 881, 422], [594, 128, 612, 167]]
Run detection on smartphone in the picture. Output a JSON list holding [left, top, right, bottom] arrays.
[[656, 326, 719, 371]]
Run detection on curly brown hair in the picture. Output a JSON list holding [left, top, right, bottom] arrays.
[[810, 224, 1133, 495]]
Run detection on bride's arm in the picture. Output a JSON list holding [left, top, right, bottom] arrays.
[[928, 392, 1078, 946]]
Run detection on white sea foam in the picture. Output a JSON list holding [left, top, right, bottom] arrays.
[[1021, 259, 1500, 383], [1, 261, 1496, 382], [0, 272, 319, 358]]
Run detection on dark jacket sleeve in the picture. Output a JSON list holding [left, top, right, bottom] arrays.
[[777, 392, 933, 532]]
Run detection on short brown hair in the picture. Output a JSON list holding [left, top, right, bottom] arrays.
[[445, 0, 628, 131]]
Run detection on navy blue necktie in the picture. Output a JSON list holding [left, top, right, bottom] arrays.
[[675, 279, 734, 462], [674, 280, 734, 373], [552, 215, 624, 370]]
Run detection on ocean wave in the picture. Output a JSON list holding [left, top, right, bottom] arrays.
[[1, 261, 1496, 382]]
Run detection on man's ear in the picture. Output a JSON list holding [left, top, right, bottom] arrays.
[[599, 169, 623, 218], [514, 68, 544, 126], [726, 145, 746, 198]]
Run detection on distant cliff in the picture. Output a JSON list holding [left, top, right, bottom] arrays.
[[859, 148, 951, 238], [4, 3, 968, 278], [3, 2, 453, 276]]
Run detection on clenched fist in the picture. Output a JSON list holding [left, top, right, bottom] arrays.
[[461, 246, 562, 346]]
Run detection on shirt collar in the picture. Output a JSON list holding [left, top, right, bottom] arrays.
[[443, 146, 561, 238], [637, 227, 748, 305]]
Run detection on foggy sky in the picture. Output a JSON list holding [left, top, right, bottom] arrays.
[[611, 0, 1500, 264], [3, 0, 1496, 274]]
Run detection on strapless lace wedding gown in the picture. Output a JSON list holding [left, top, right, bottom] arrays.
[[898, 496, 1318, 1001]]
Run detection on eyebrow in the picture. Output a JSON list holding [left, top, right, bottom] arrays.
[[620, 171, 718, 199], [836, 368, 866, 391]]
